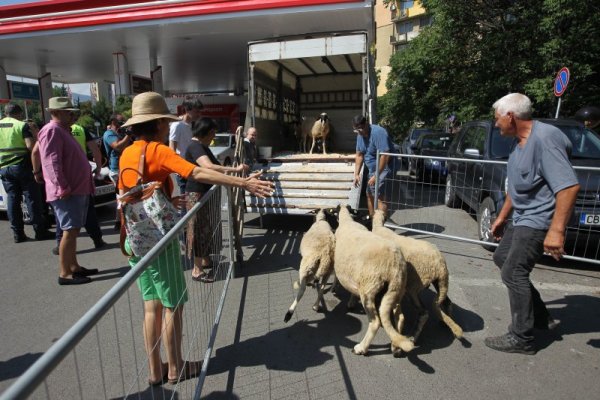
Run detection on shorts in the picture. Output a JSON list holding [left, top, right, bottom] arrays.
[[125, 238, 188, 308], [366, 169, 391, 198], [51, 195, 89, 230]]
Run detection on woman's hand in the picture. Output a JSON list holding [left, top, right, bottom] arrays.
[[246, 170, 264, 180], [243, 176, 274, 198], [171, 194, 187, 210], [236, 163, 250, 174]]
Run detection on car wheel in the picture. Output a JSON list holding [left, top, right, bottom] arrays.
[[444, 175, 458, 208], [477, 197, 498, 251]]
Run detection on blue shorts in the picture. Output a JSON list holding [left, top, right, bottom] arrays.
[[367, 169, 391, 198], [51, 195, 89, 230]]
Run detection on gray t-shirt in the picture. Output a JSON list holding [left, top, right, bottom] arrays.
[[507, 121, 579, 230]]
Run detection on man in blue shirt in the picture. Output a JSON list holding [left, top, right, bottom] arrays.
[[103, 113, 131, 229], [352, 115, 395, 217], [486, 93, 580, 355]]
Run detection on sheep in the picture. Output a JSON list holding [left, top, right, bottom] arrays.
[[310, 113, 330, 154], [333, 205, 414, 356], [299, 116, 315, 153], [284, 209, 336, 323], [371, 210, 463, 343]]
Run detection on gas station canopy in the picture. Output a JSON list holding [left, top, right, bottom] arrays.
[[0, 0, 372, 94]]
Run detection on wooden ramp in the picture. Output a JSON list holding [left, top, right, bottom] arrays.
[[246, 153, 361, 215]]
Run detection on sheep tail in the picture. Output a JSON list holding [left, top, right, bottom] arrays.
[[379, 288, 414, 353], [433, 267, 463, 339]]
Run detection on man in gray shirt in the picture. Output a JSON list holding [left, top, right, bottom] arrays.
[[485, 93, 580, 354]]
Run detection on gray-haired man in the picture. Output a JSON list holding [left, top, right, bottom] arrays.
[[485, 93, 579, 354]]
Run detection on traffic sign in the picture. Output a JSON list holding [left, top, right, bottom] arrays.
[[8, 81, 40, 100], [554, 67, 570, 97]]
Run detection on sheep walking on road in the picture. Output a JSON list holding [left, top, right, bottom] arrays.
[[309, 113, 330, 154], [371, 210, 463, 343], [284, 209, 336, 323], [334, 205, 414, 356]]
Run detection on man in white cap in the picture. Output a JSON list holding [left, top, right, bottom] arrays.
[[37, 97, 98, 285]]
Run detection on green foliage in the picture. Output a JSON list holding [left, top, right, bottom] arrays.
[[52, 84, 68, 97], [114, 95, 133, 119], [379, 0, 600, 137]]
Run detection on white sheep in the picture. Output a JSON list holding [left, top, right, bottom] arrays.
[[334, 205, 414, 356], [310, 113, 330, 154], [371, 210, 463, 342], [284, 209, 336, 323], [299, 116, 315, 153]]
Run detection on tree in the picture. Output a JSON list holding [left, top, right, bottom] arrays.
[[52, 84, 68, 97], [379, 0, 600, 139]]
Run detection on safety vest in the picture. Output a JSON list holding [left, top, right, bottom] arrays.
[[71, 124, 87, 152], [0, 117, 28, 168]]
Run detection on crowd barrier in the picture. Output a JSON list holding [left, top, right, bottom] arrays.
[[374, 152, 600, 265], [1, 185, 235, 400]]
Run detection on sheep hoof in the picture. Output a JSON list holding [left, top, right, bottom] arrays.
[[284, 311, 293, 323], [312, 304, 323, 313], [392, 348, 403, 358], [352, 344, 368, 355]]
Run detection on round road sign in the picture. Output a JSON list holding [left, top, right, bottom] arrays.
[[554, 67, 570, 97]]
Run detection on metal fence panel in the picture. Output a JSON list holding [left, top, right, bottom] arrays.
[[375, 153, 600, 265], [1, 185, 236, 400]]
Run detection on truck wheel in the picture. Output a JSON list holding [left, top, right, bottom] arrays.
[[477, 197, 498, 251], [444, 175, 458, 208]]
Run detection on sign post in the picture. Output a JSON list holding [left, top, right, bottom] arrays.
[[553, 67, 569, 118]]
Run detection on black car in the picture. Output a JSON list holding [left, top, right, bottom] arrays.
[[444, 119, 600, 252], [409, 132, 452, 181], [400, 127, 443, 168]]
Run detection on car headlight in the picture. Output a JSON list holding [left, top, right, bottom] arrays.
[[424, 158, 432, 166], [431, 160, 440, 166]]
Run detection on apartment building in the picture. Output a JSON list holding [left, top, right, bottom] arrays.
[[374, 0, 432, 95]]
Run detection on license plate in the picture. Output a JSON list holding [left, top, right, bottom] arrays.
[[95, 184, 115, 196], [580, 213, 600, 226]]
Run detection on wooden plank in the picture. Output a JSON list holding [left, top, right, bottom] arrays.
[[261, 172, 353, 181], [256, 163, 355, 173]]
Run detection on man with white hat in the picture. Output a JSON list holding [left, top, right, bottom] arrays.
[[37, 97, 98, 285]]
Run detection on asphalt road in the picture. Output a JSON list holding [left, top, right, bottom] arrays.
[[1, 193, 600, 399]]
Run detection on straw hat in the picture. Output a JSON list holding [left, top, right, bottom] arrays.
[[121, 92, 179, 128], [46, 97, 79, 111]]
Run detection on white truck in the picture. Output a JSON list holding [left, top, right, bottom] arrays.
[[244, 32, 375, 215]]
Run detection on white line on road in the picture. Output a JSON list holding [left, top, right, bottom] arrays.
[[451, 277, 600, 294]]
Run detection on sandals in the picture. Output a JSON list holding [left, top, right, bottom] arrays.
[[148, 364, 169, 387], [168, 361, 202, 384], [191, 270, 214, 283]]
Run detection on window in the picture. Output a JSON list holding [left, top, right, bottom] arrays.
[[458, 126, 486, 155], [401, 1, 414, 10], [398, 21, 413, 34]]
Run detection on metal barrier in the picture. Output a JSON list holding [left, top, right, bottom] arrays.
[[374, 152, 600, 265], [1, 185, 236, 400]]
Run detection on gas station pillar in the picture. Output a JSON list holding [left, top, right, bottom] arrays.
[[113, 52, 131, 96], [0, 66, 9, 99]]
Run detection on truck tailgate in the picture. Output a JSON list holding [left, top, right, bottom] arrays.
[[245, 154, 361, 214]]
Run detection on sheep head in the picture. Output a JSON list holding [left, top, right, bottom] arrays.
[[318, 113, 329, 122]]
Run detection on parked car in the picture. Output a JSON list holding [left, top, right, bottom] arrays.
[[0, 161, 116, 223], [401, 127, 443, 169], [409, 132, 452, 181], [210, 133, 236, 166], [444, 119, 600, 251]]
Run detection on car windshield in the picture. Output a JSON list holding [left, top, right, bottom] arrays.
[[490, 127, 515, 159], [421, 136, 452, 150], [556, 125, 600, 159], [411, 129, 440, 141], [210, 135, 231, 147]]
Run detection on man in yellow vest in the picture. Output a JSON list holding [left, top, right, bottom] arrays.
[[0, 103, 53, 242]]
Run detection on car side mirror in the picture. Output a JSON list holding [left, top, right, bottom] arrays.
[[464, 148, 481, 158]]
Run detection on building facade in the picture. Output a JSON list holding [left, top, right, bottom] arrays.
[[374, 0, 431, 95]]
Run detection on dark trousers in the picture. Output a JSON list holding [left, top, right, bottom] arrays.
[[493, 223, 549, 343], [55, 195, 102, 244], [0, 163, 47, 234]]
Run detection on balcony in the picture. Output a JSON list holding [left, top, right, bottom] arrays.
[[390, 30, 419, 45]]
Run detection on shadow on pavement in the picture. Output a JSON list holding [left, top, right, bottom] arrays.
[[110, 385, 179, 400], [0, 352, 43, 382]]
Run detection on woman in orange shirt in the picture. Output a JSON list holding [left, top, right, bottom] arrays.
[[119, 92, 272, 386]]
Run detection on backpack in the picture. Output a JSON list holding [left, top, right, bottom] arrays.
[[119, 142, 181, 257]]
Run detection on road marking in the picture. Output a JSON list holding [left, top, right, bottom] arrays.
[[450, 277, 600, 294]]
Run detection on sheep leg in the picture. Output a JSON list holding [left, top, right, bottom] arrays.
[[284, 276, 308, 323], [309, 137, 316, 154], [347, 294, 359, 311], [393, 302, 405, 336], [352, 294, 380, 355], [380, 289, 414, 356], [433, 279, 454, 316], [433, 277, 463, 338], [322, 138, 327, 154], [312, 274, 330, 313], [410, 291, 429, 343]]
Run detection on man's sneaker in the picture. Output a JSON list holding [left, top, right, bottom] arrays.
[[51, 246, 59, 256], [35, 230, 54, 241], [13, 232, 29, 243], [484, 333, 536, 355], [93, 239, 107, 249]]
